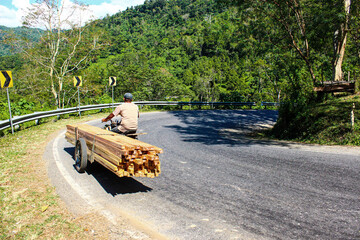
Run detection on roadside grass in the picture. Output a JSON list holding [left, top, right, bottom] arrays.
[[0, 113, 109, 239], [269, 94, 360, 145]]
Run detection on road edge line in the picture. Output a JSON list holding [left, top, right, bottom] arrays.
[[52, 131, 117, 223]]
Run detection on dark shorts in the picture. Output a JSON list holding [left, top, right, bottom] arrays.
[[111, 127, 137, 135]]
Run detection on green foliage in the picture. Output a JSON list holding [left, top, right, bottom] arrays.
[[0, 54, 24, 70], [0, 0, 359, 149], [0, 26, 43, 56], [271, 96, 360, 145], [12, 98, 35, 116]]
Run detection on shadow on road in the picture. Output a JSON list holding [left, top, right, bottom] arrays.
[[88, 163, 152, 196], [63, 147, 152, 196], [166, 110, 293, 147]]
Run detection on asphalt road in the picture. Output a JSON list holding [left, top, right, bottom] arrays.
[[45, 110, 360, 240]]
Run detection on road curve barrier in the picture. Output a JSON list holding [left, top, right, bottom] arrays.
[[0, 101, 278, 132]]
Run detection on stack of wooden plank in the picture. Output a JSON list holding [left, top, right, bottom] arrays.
[[65, 124, 162, 178]]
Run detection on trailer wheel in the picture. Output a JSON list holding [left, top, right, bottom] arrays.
[[74, 138, 88, 173]]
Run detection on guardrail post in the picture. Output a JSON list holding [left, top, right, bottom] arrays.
[[6, 88, 14, 134], [351, 103, 355, 131], [77, 87, 81, 118], [262, 102, 266, 109], [112, 85, 114, 111]]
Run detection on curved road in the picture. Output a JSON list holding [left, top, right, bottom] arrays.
[[45, 110, 360, 240]]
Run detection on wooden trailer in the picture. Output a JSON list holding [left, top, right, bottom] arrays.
[[65, 124, 162, 178]]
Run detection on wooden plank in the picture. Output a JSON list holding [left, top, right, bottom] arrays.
[[314, 82, 355, 93], [68, 124, 134, 150], [67, 124, 163, 153], [65, 123, 162, 178], [93, 152, 119, 172]]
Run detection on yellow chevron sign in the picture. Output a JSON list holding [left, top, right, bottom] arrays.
[[109, 76, 116, 86], [0, 71, 13, 88], [73, 76, 82, 87]]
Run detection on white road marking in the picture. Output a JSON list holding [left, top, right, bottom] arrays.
[[53, 131, 117, 223]]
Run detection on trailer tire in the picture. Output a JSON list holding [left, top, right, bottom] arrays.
[[74, 138, 88, 173]]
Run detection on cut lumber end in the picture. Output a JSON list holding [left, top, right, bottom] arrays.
[[65, 123, 163, 178]]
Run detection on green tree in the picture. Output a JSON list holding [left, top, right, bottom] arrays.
[[218, 0, 359, 84], [20, 0, 108, 108]]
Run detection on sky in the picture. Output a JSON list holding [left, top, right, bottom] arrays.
[[0, 0, 145, 28]]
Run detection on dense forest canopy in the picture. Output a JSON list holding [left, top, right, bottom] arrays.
[[0, 26, 44, 56], [0, 0, 359, 120]]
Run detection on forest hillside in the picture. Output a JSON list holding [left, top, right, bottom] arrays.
[[0, 0, 359, 121]]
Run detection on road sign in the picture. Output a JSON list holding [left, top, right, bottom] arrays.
[[73, 76, 82, 87], [109, 76, 116, 86], [0, 71, 13, 88]]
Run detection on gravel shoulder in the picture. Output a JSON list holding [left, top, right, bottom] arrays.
[[219, 124, 360, 156]]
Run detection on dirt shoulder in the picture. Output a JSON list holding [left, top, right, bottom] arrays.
[[219, 123, 360, 156]]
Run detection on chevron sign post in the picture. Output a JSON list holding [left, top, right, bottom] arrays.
[[1, 71, 13, 88], [73, 76, 82, 87], [109, 77, 116, 110], [109, 76, 116, 86], [73, 76, 82, 117], [1, 71, 14, 134]]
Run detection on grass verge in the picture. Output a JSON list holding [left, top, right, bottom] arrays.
[[269, 94, 360, 145], [0, 113, 110, 239]]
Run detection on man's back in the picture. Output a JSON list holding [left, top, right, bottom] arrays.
[[102, 92, 139, 134], [114, 102, 139, 132]]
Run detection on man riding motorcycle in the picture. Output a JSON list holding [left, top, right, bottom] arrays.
[[102, 93, 139, 135]]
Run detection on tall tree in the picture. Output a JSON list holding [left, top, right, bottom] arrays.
[[21, 0, 107, 108], [332, 0, 351, 81], [217, 0, 356, 83], [218, 0, 317, 83]]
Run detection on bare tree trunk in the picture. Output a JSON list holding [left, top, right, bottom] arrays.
[[332, 0, 351, 82], [50, 68, 59, 107], [267, 0, 317, 84], [277, 89, 281, 102], [21, 0, 107, 109]]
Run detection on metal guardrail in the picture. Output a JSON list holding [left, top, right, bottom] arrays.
[[261, 102, 280, 107], [0, 101, 277, 132], [136, 101, 257, 107], [0, 103, 114, 131]]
